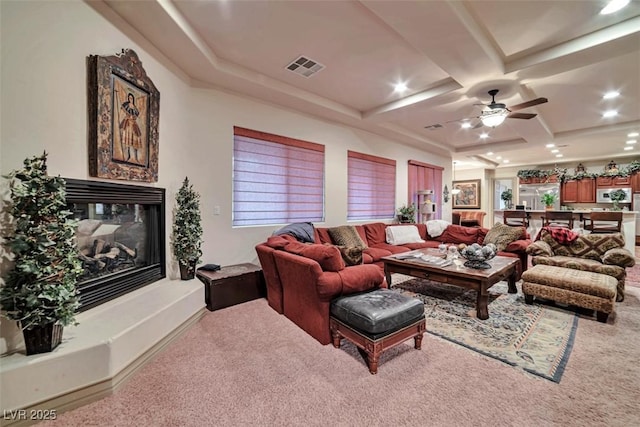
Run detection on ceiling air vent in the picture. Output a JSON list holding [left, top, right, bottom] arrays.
[[424, 124, 443, 130], [286, 55, 325, 78]]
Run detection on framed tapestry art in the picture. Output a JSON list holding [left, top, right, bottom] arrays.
[[452, 179, 481, 209], [87, 49, 159, 182]]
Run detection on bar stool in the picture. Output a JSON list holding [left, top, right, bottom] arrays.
[[541, 211, 574, 229], [587, 211, 623, 234], [503, 210, 529, 228]]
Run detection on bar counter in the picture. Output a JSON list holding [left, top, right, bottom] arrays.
[[493, 210, 637, 253]]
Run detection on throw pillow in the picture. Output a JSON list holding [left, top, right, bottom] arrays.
[[385, 225, 425, 245], [482, 223, 525, 252], [327, 225, 368, 248], [334, 245, 364, 266]]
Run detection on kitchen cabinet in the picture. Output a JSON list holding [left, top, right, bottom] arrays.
[[561, 178, 595, 203], [631, 172, 640, 192], [596, 176, 631, 187]]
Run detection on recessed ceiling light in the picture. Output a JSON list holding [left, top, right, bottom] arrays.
[[486, 152, 493, 155], [624, 146, 634, 150], [503, 159, 510, 164], [545, 143, 555, 148], [461, 122, 472, 129], [496, 156, 502, 160], [480, 133, 489, 139], [603, 91, 620, 99], [393, 82, 408, 93], [628, 132, 639, 137], [551, 149, 559, 153], [556, 154, 563, 158], [626, 140, 637, 144], [603, 110, 618, 118], [600, 0, 630, 15]]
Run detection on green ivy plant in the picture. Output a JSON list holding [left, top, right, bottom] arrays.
[[396, 203, 417, 217], [520, 160, 640, 182], [0, 152, 82, 330], [172, 177, 203, 269]]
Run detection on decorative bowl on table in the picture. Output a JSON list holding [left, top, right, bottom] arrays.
[[459, 243, 497, 269]]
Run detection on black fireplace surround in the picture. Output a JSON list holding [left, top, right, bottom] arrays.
[[65, 179, 166, 311]]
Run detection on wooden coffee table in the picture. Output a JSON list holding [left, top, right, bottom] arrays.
[[382, 249, 518, 320]]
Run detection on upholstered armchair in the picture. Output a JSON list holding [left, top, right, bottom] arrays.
[[526, 229, 635, 301], [452, 210, 487, 228]]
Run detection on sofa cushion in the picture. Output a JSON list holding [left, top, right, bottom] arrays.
[[483, 223, 526, 252], [385, 225, 425, 245], [363, 222, 388, 246], [328, 225, 368, 248], [437, 224, 479, 245], [363, 247, 394, 262], [602, 248, 636, 268], [540, 230, 625, 261], [283, 241, 345, 272]]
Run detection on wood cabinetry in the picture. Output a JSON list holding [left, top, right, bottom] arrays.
[[561, 178, 595, 203], [196, 263, 266, 311], [596, 176, 631, 187], [631, 172, 640, 192]]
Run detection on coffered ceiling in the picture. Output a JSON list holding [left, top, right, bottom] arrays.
[[93, 0, 640, 168]]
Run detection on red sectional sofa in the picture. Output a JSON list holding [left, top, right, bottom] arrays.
[[255, 222, 530, 345]]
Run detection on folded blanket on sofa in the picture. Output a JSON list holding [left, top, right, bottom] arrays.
[[426, 220, 450, 238], [534, 226, 579, 244], [386, 225, 424, 245], [273, 222, 315, 243]]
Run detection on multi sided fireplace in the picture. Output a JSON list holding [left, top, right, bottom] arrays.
[[65, 179, 166, 311]]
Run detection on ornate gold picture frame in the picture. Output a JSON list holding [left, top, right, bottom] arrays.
[[452, 179, 481, 209], [87, 49, 159, 182]]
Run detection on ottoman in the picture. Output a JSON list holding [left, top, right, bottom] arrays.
[[522, 265, 617, 323], [329, 289, 426, 374]]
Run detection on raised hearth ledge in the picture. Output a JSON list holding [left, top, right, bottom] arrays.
[[0, 278, 204, 423]]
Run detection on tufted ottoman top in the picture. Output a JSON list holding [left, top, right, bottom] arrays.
[[330, 289, 424, 335]]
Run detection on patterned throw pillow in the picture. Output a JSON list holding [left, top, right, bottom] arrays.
[[327, 225, 368, 249], [482, 223, 525, 252], [333, 245, 364, 266]]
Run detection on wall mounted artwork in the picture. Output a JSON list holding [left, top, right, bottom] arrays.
[[452, 179, 481, 209], [87, 49, 160, 182]]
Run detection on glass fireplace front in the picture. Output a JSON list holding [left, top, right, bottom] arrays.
[[65, 179, 165, 311]]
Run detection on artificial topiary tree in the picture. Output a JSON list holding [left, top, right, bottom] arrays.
[[0, 152, 83, 354], [172, 177, 203, 280]]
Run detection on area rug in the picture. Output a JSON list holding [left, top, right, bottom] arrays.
[[391, 275, 578, 383]]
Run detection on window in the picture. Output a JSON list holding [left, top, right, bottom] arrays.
[[347, 150, 396, 220], [233, 127, 325, 226], [408, 160, 443, 220]]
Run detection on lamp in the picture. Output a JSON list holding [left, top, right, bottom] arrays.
[[480, 108, 508, 127], [451, 161, 461, 195]]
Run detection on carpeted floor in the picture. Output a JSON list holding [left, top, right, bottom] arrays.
[[40, 274, 640, 426], [391, 276, 577, 383]]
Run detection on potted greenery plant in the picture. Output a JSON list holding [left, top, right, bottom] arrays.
[[0, 152, 83, 355], [500, 189, 513, 209], [396, 204, 417, 223], [172, 177, 203, 280], [609, 189, 627, 211], [541, 193, 556, 210]]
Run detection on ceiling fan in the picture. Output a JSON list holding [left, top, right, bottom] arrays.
[[450, 89, 548, 128]]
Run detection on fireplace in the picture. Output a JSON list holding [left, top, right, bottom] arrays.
[[65, 179, 166, 311]]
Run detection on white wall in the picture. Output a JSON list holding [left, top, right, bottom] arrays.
[[0, 0, 450, 273]]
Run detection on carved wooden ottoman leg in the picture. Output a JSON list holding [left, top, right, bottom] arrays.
[[414, 332, 423, 350], [366, 352, 379, 375], [329, 319, 341, 348]]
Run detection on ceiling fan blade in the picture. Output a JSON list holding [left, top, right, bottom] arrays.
[[509, 97, 548, 111], [508, 112, 537, 120]]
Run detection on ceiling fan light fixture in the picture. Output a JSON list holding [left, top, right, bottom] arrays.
[[480, 109, 508, 127], [600, 0, 630, 15]]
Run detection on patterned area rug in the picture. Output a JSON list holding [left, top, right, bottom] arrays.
[[391, 274, 578, 383]]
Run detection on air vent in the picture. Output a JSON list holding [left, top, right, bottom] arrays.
[[424, 124, 443, 130], [285, 55, 325, 78]]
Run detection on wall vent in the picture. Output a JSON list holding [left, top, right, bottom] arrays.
[[286, 55, 325, 78], [424, 124, 443, 130]]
